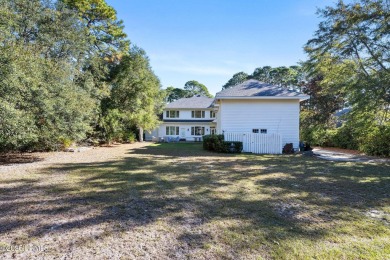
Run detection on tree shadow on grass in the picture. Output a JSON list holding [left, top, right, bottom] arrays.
[[0, 153, 44, 165], [1, 143, 389, 258]]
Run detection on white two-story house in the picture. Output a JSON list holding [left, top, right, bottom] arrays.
[[145, 96, 216, 141], [146, 80, 309, 151]]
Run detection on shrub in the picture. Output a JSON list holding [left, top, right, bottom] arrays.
[[359, 125, 390, 157], [203, 135, 242, 153], [331, 126, 358, 149], [219, 141, 243, 153], [59, 137, 73, 150], [124, 131, 137, 143], [203, 134, 224, 151]]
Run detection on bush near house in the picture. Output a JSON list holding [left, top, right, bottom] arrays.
[[301, 123, 390, 157], [203, 135, 243, 153], [359, 125, 390, 157]]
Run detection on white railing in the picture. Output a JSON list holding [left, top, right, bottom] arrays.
[[224, 132, 282, 154]]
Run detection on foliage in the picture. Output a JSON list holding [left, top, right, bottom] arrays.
[[125, 132, 137, 143], [305, 0, 390, 120], [59, 137, 74, 150], [108, 46, 164, 142], [61, 0, 129, 55], [184, 80, 213, 98], [203, 135, 242, 153], [165, 86, 188, 102], [203, 134, 224, 151], [251, 65, 305, 89], [359, 125, 390, 157], [222, 72, 249, 89], [0, 1, 98, 151], [222, 65, 305, 91], [300, 75, 345, 127], [300, 0, 390, 156], [165, 81, 213, 103], [0, 0, 162, 151], [99, 109, 124, 143], [0, 101, 37, 152]]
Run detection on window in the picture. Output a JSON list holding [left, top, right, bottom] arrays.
[[210, 111, 216, 118], [166, 110, 179, 118], [210, 127, 216, 135], [191, 126, 205, 136], [253, 129, 267, 134], [191, 110, 205, 118], [166, 126, 179, 135]]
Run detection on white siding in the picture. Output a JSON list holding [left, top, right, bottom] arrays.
[[158, 122, 214, 141], [163, 109, 214, 120], [219, 99, 300, 148]]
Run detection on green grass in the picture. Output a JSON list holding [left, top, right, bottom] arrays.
[[1, 142, 390, 259]]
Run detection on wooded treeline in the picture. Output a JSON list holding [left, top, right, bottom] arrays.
[[1, 0, 388, 156], [165, 80, 213, 103], [221, 0, 390, 156], [0, 0, 164, 151]]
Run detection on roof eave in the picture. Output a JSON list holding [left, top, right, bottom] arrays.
[[215, 96, 310, 102], [164, 107, 213, 109]]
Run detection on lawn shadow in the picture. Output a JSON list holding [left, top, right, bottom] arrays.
[[0, 153, 44, 165], [1, 143, 389, 258]]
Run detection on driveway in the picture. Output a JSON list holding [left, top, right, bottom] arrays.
[[312, 147, 389, 163]]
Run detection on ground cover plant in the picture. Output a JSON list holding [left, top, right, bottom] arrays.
[[0, 142, 389, 259]]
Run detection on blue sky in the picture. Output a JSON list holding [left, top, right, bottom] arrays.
[[106, 0, 334, 95]]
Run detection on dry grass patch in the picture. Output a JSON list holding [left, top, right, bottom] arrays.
[[0, 142, 389, 259]]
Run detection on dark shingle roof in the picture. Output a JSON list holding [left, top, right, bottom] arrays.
[[166, 96, 214, 109], [216, 79, 308, 98]]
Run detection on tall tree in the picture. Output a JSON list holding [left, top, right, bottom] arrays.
[[0, 0, 97, 151], [222, 72, 249, 89], [184, 80, 213, 98], [109, 47, 164, 142], [251, 66, 304, 89], [61, 0, 130, 100], [165, 86, 188, 103], [305, 0, 390, 119]]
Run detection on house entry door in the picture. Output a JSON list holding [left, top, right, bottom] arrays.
[[180, 128, 186, 138]]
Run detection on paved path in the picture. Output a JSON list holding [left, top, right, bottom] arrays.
[[312, 148, 389, 163]]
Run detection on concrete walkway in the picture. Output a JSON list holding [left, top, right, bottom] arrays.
[[312, 148, 390, 163]]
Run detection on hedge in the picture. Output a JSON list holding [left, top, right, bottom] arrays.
[[203, 134, 243, 153]]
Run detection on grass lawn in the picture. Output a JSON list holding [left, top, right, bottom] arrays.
[[1, 142, 389, 259]]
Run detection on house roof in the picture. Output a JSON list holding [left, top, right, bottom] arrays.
[[216, 79, 309, 100], [166, 96, 214, 109]]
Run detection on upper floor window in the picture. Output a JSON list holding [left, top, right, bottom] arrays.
[[191, 110, 205, 118], [210, 111, 216, 118], [252, 129, 267, 134], [166, 110, 179, 118]]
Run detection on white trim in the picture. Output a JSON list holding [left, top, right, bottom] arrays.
[[216, 96, 309, 101]]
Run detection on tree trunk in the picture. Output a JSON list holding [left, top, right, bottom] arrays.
[[139, 127, 144, 142]]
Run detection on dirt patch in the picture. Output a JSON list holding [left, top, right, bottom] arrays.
[[312, 147, 390, 163], [314, 147, 363, 155]]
